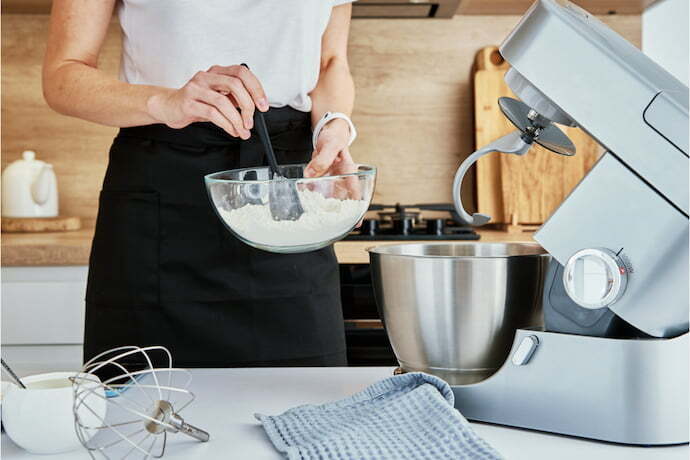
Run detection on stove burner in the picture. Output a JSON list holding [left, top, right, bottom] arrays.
[[393, 217, 415, 235], [426, 218, 445, 236], [377, 211, 421, 223], [360, 219, 379, 236], [346, 202, 480, 241], [376, 203, 420, 225]]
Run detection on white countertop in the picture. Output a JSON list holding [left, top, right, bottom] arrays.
[[2, 367, 687, 459]]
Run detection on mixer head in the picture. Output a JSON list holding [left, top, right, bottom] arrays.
[[498, 97, 576, 156], [71, 346, 209, 459]]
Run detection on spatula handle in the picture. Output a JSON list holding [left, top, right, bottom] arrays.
[[253, 110, 281, 176], [240, 64, 280, 177]]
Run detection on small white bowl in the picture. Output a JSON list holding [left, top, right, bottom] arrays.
[[1, 381, 18, 431], [3, 371, 107, 454]]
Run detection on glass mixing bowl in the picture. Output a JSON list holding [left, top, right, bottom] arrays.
[[205, 164, 376, 253]]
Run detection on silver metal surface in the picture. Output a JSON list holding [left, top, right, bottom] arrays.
[[146, 400, 210, 442], [503, 67, 576, 126], [536, 153, 689, 337], [453, 329, 689, 445], [369, 243, 550, 384], [499, 0, 689, 337], [439, 0, 690, 445], [452, 97, 576, 227], [498, 97, 576, 156], [71, 346, 210, 459], [501, 0, 689, 214], [452, 131, 531, 226]]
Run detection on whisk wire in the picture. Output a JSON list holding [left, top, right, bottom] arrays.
[[75, 390, 158, 458], [82, 346, 173, 401], [72, 345, 208, 459]]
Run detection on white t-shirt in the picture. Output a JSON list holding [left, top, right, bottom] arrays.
[[117, 0, 354, 112]]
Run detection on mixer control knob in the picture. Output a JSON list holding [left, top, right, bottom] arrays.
[[563, 248, 628, 310]]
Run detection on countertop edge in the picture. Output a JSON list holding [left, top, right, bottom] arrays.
[[2, 228, 536, 266]]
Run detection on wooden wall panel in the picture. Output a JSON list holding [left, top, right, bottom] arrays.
[[1, 15, 121, 225], [1, 14, 641, 221], [347, 14, 640, 206]]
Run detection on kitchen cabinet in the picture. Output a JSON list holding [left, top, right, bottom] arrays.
[[1, 266, 87, 373], [2, 367, 688, 459], [1, 0, 660, 15]]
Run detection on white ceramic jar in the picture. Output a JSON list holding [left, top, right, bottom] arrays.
[[1, 150, 59, 218]]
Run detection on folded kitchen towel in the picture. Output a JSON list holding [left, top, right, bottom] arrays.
[[255, 372, 502, 460]]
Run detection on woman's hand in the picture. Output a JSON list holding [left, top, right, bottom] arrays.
[[146, 65, 269, 140], [305, 119, 361, 208], [304, 119, 354, 178]]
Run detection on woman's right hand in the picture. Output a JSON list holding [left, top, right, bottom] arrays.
[[146, 65, 269, 140]]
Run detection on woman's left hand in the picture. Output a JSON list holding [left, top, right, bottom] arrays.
[[304, 119, 361, 216], [304, 119, 354, 178]]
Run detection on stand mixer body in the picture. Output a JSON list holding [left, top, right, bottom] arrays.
[[450, 0, 689, 445], [501, 0, 689, 339]]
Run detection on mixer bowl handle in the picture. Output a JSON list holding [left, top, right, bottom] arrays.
[[452, 130, 531, 226]]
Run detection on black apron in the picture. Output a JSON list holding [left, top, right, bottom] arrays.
[[84, 107, 347, 367]]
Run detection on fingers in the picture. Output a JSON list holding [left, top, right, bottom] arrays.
[[208, 65, 269, 112], [187, 100, 238, 138], [187, 83, 250, 139], [334, 150, 362, 200], [305, 146, 362, 200], [305, 140, 342, 178], [193, 71, 255, 131], [174, 65, 268, 138]]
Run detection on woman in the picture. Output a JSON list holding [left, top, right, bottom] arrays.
[[43, 0, 357, 367]]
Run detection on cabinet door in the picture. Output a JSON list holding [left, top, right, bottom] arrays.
[[1, 266, 88, 345], [1, 345, 83, 376]]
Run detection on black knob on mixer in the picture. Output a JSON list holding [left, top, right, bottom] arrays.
[[426, 218, 445, 236]]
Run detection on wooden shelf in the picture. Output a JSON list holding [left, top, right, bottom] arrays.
[[1, 0, 660, 15]]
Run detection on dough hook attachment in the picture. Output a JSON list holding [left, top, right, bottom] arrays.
[[453, 97, 576, 226]]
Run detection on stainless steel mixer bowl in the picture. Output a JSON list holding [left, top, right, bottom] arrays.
[[369, 242, 550, 385]]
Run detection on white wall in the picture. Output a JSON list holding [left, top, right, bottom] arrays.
[[643, 0, 689, 84]]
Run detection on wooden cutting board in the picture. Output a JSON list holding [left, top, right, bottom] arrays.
[[1, 216, 82, 233], [474, 46, 602, 226]]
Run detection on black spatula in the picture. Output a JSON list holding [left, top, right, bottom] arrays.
[[252, 106, 304, 221], [241, 64, 303, 221]]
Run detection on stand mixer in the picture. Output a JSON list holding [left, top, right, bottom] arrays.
[[450, 0, 688, 445]]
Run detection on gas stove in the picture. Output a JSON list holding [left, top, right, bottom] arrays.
[[344, 203, 479, 241]]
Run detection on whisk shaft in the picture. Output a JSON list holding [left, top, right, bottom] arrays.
[[169, 413, 210, 442]]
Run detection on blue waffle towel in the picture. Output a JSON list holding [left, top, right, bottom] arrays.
[[255, 372, 502, 459]]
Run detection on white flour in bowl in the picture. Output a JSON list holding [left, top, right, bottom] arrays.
[[219, 189, 368, 248]]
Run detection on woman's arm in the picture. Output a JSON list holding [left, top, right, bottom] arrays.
[[43, 0, 267, 139], [43, 0, 160, 127], [305, 3, 356, 177]]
